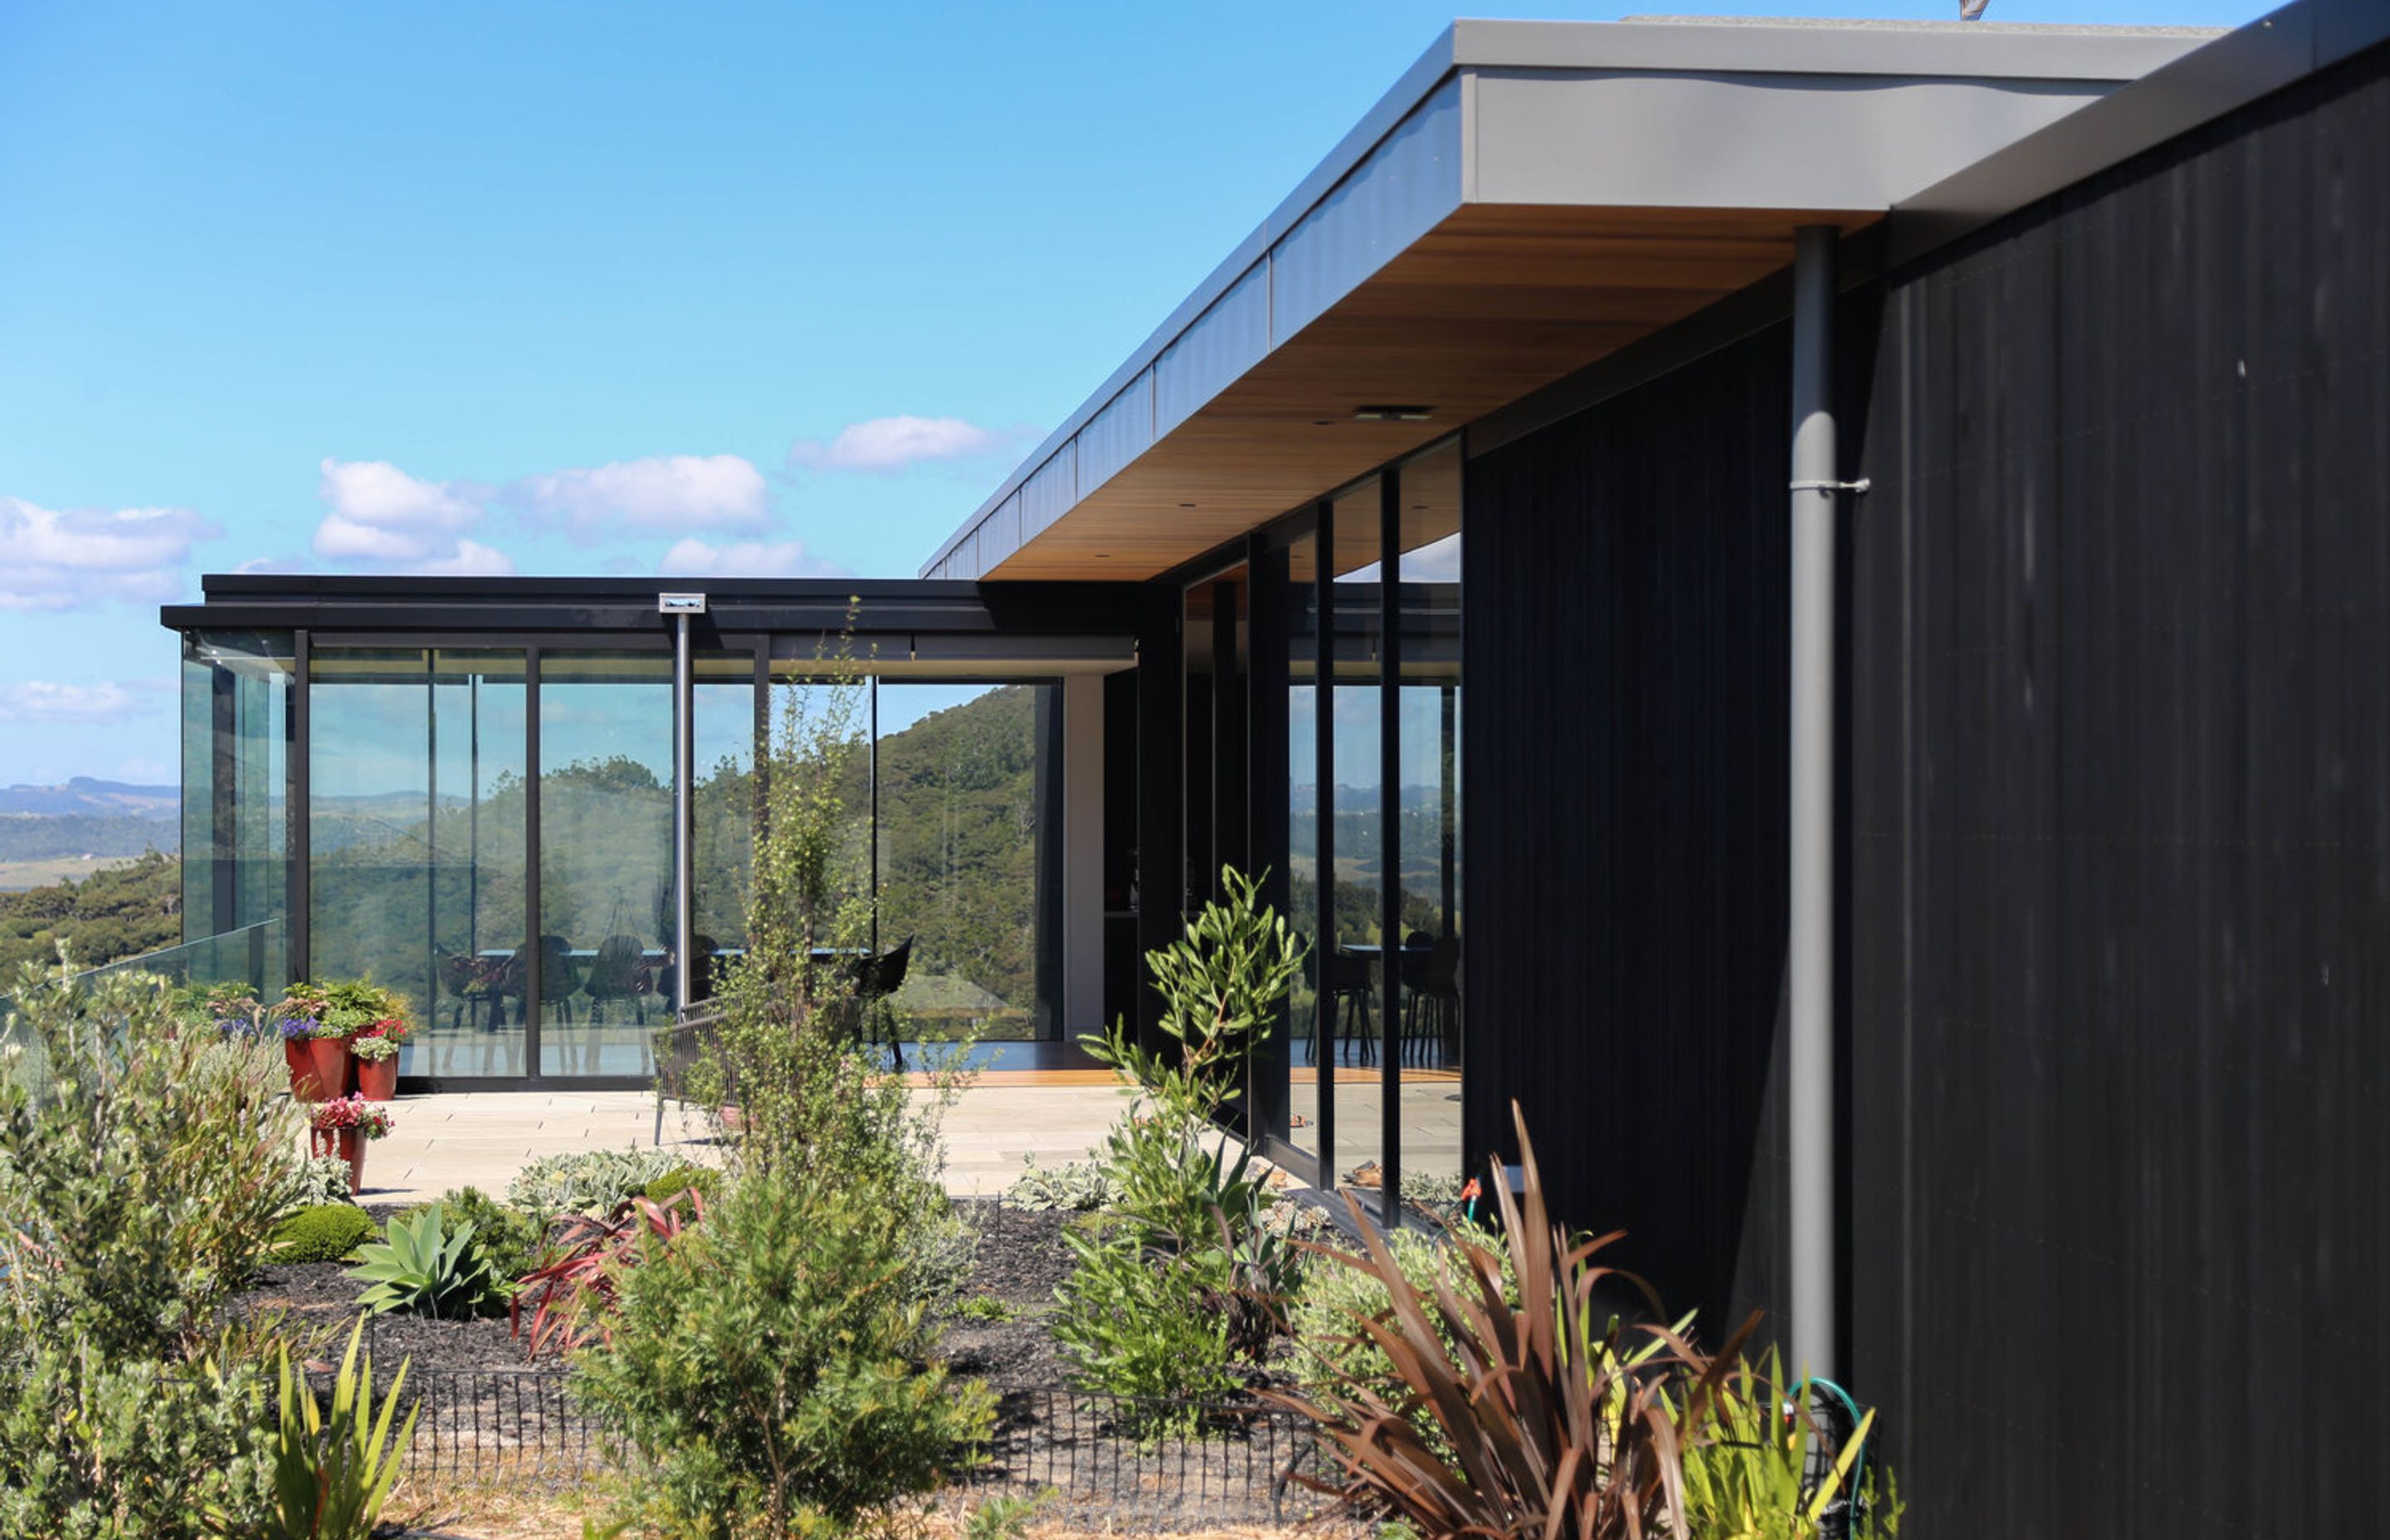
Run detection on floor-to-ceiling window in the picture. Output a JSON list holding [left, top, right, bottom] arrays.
[[1395, 437, 1463, 1192], [1251, 437, 1464, 1213], [310, 648, 528, 1078], [1327, 475, 1387, 1198], [876, 680, 1058, 1041], [180, 630, 294, 992], [537, 651, 673, 1077], [1283, 526, 1325, 1166]]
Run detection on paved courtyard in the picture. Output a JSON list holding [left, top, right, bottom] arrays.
[[349, 1084, 1134, 1205]]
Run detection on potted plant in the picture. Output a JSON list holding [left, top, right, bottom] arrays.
[[322, 980, 407, 1094], [350, 1015, 407, 1100], [274, 982, 334, 1099], [309, 1094, 395, 1194]]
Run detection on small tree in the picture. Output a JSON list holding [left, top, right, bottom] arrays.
[[687, 622, 948, 1206], [1052, 867, 1309, 1432]]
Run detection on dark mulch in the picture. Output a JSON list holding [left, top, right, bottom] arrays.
[[239, 1257, 563, 1372], [939, 1200, 1076, 1385]]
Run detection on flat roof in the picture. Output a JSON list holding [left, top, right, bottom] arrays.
[[922, 15, 2216, 582]]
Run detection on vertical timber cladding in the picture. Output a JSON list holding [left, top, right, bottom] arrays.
[[1849, 38, 2390, 1540], [1463, 323, 1793, 1336]]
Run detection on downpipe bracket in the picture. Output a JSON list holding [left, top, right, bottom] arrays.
[[1788, 477, 1871, 495]]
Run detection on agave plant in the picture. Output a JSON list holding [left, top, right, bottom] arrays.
[[264, 1314, 418, 1540], [510, 1188, 703, 1357], [347, 1202, 504, 1319], [1272, 1104, 1763, 1540]]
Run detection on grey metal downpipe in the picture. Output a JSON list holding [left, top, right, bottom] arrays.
[[1788, 225, 1847, 1383]]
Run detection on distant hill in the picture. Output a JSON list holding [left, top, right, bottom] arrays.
[[0, 813, 179, 863], [0, 849, 181, 974], [0, 777, 178, 819]]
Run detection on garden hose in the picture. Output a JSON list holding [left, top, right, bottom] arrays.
[[1804, 1376, 1873, 1526]]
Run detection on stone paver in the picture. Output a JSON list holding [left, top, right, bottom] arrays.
[[352, 1084, 1128, 1206]]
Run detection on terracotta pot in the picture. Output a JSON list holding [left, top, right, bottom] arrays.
[[356, 1055, 398, 1101], [283, 1039, 313, 1097], [304, 1037, 352, 1101]]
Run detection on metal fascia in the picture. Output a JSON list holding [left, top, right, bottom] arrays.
[[1890, 0, 2356, 265]]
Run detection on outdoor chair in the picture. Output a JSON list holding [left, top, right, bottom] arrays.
[[1324, 948, 1377, 1066], [1402, 931, 1461, 1066], [651, 1004, 722, 1147], [843, 935, 913, 1066], [584, 933, 651, 1024]]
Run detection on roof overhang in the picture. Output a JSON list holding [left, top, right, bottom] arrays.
[[923, 17, 2217, 582]]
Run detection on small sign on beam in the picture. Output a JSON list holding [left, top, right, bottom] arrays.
[[657, 592, 708, 615]]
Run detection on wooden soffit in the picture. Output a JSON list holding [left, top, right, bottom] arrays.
[[981, 202, 1876, 581]]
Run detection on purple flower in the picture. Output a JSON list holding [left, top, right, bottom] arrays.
[[276, 1016, 312, 1040]]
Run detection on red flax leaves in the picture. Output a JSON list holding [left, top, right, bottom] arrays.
[[1270, 1105, 1758, 1540], [510, 1189, 705, 1358]]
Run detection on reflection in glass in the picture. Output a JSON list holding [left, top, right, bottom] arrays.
[[1284, 530, 1324, 1161], [539, 652, 672, 1076], [1328, 478, 1384, 1193], [1397, 438, 1463, 1191], [310, 649, 526, 1078], [181, 631, 293, 994], [691, 659, 758, 979], [877, 682, 1055, 1042]]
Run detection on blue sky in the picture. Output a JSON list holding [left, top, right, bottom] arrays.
[[0, 0, 2270, 785]]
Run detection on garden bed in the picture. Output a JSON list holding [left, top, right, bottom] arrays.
[[232, 1196, 1349, 1525]]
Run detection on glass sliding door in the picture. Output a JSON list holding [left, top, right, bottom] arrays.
[[689, 654, 759, 1002], [310, 648, 527, 1078], [538, 651, 673, 1077], [422, 653, 529, 1076], [1327, 477, 1386, 1199], [876, 681, 1056, 1042], [1281, 527, 1326, 1165], [1396, 438, 1464, 1192]]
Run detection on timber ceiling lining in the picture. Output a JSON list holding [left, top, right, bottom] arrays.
[[986, 202, 1876, 581]]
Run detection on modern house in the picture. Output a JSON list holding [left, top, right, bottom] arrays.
[[164, 3, 2389, 1533]]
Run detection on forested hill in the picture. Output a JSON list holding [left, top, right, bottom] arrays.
[[0, 850, 182, 974]]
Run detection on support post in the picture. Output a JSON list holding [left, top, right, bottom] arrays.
[[671, 605, 697, 1015], [1788, 223, 1840, 1383]]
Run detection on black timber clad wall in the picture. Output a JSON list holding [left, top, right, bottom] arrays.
[[1464, 325, 1793, 1337], [1850, 39, 2390, 1539]]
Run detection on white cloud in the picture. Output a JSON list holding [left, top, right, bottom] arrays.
[[511, 454, 767, 542], [788, 416, 1016, 473], [312, 456, 509, 573], [0, 497, 217, 609], [657, 538, 847, 578], [418, 539, 515, 577], [0, 680, 151, 723]]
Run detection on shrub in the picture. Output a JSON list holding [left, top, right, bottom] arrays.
[[409, 1185, 549, 1284], [575, 1168, 995, 1539], [638, 1162, 723, 1211], [0, 964, 308, 1356], [0, 958, 310, 1535], [1285, 1219, 1514, 1464], [271, 1202, 379, 1265], [0, 1338, 276, 1540], [1052, 866, 1306, 1429], [1004, 1154, 1116, 1212], [348, 1202, 507, 1318], [507, 1146, 684, 1219], [282, 1153, 359, 1214]]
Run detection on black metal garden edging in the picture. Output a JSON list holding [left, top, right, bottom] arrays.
[[334, 1363, 1339, 1525]]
